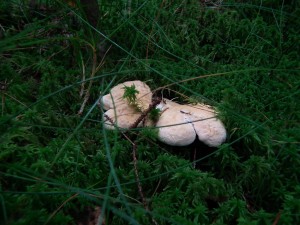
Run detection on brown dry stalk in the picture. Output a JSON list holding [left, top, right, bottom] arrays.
[[78, 48, 97, 115], [104, 114, 159, 225], [45, 193, 79, 225], [129, 97, 161, 129], [103, 98, 160, 225], [152, 71, 233, 94], [146, 0, 166, 60], [78, 45, 111, 115], [79, 54, 86, 98], [272, 211, 282, 225], [132, 143, 147, 209], [132, 143, 159, 225]]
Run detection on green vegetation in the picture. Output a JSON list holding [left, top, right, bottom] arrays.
[[0, 0, 299, 224], [122, 84, 141, 110]]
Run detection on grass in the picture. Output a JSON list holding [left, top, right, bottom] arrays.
[[0, 0, 299, 224]]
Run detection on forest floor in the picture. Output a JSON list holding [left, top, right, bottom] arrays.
[[0, 1, 299, 224]]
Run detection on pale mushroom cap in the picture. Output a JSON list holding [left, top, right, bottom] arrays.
[[101, 80, 153, 130], [156, 106, 196, 146], [101, 94, 113, 111], [156, 99, 226, 147], [193, 119, 227, 147], [185, 104, 227, 147], [103, 104, 143, 130], [100, 80, 152, 111]]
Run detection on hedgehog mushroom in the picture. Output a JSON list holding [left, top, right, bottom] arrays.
[[100, 80, 152, 129], [156, 99, 226, 147], [155, 100, 196, 146]]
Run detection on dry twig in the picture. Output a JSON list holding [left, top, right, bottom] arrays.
[[129, 97, 161, 129], [78, 48, 97, 115], [132, 143, 159, 225], [78, 45, 111, 115], [102, 97, 161, 225], [272, 211, 282, 225]]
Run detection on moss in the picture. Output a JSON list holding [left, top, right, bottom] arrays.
[[0, 0, 299, 224]]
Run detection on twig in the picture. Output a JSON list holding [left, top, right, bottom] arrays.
[[3, 93, 27, 107], [145, 0, 166, 60], [103, 98, 161, 225], [96, 45, 112, 73], [272, 211, 282, 225], [193, 147, 197, 168], [78, 48, 97, 115], [132, 143, 159, 225], [103, 97, 161, 130], [79, 54, 86, 98], [1, 79, 13, 116], [152, 178, 161, 198], [132, 143, 147, 209], [129, 97, 161, 129], [78, 45, 111, 115], [102, 123, 160, 225], [45, 193, 79, 225], [1, 94, 4, 116]]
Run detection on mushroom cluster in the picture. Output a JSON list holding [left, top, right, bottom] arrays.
[[100, 80, 227, 147], [155, 99, 226, 147]]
